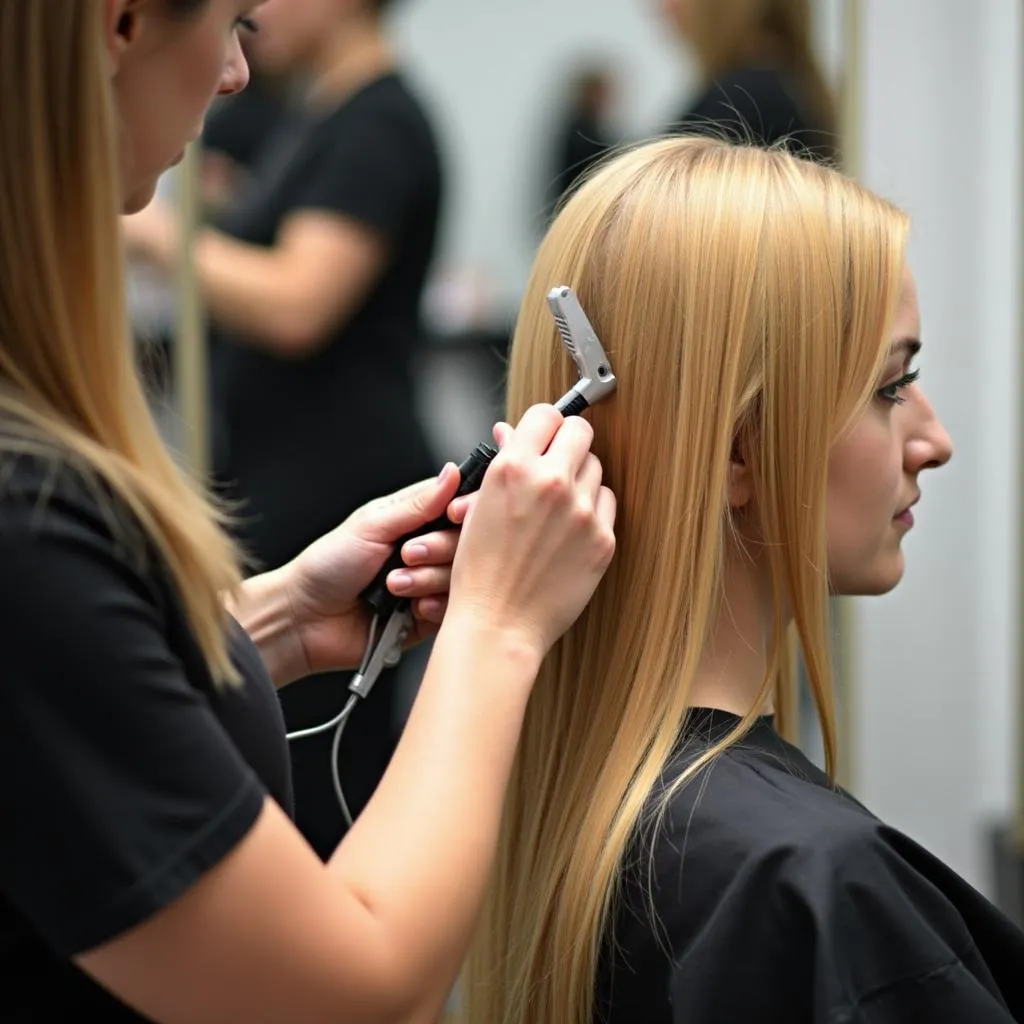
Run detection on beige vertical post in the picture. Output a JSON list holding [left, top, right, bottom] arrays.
[[173, 143, 209, 478], [832, 0, 863, 793], [1016, 8, 1024, 851]]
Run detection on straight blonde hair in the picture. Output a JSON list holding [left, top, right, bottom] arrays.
[[461, 137, 908, 1024], [0, 3, 242, 683]]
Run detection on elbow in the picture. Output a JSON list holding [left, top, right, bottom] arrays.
[[346, 926, 452, 1024], [264, 306, 335, 359]]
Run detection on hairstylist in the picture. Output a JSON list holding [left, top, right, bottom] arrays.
[[0, 3, 617, 1022]]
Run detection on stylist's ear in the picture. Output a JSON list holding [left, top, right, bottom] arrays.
[[104, 0, 140, 72]]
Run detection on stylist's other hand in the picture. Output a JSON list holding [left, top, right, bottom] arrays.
[[121, 200, 178, 269], [447, 404, 616, 658], [280, 466, 464, 678]]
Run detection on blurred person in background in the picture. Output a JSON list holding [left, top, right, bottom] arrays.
[[660, 0, 838, 163], [543, 63, 620, 225], [124, 0, 444, 859], [199, 65, 291, 214]]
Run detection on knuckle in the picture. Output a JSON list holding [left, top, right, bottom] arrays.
[[569, 501, 595, 531], [597, 529, 617, 562], [491, 452, 528, 486], [539, 471, 571, 504]]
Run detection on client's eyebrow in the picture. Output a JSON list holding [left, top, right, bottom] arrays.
[[890, 337, 922, 359]]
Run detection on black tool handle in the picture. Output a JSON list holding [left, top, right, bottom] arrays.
[[360, 442, 498, 617]]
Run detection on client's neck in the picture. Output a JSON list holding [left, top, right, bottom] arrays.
[[688, 536, 775, 719]]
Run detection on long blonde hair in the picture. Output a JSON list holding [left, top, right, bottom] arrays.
[[462, 137, 908, 1024], [684, 0, 837, 146], [0, 3, 242, 682]]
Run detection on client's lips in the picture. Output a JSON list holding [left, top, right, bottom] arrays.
[[894, 494, 920, 526]]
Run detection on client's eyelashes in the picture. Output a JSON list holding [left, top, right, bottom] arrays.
[[877, 368, 920, 405]]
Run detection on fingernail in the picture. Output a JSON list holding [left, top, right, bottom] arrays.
[[437, 462, 454, 483], [404, 544, 429, 564], [389, 571, 413, 591]]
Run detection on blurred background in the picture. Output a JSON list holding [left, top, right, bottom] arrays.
[[128, 0, 1023, 922]]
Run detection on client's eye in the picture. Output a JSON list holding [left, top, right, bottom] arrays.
[[876, 368, 920, 405], [235, 15, 259, 33]]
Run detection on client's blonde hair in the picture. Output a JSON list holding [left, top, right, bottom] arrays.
[[461, 136, 908, 1024]]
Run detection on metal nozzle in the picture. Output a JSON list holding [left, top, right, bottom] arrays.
[[546, 286, 617, 409]]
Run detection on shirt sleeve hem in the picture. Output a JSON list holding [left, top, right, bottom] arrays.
[[54, 776, 267, 958]]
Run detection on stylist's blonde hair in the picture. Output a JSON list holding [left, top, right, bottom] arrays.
[[0, 3, 242, 682], [461, 136, 908, 1024]]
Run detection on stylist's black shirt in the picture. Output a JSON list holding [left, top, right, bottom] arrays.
[[596, 710, 1024, 1023], [211, 72, 443, 572], [0, 452, 293, 1020]]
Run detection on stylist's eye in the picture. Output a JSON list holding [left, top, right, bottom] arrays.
[[876, 368, 920, 405]]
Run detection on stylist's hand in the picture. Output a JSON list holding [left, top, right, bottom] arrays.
[[121, 200, 178, 269], [278, 466, 466, 678], [445, 404, 617, 658]]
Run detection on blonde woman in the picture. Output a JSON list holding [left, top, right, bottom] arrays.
[[0, 3, 616, 1021], [463, 137, 1024, 1023]]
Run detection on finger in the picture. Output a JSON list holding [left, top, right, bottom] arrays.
[[596, 484, 618, 532], [387, 565, 452, 598], [365, 463, 460, 542], [501, 404, 564, 459], [543, 414, 595, 478], [412, 595, 447, 625], [447, 491, 480, 525], [576, 451, 604, 505], [402, 529, 459, 567], [492, 421, 513, 449]]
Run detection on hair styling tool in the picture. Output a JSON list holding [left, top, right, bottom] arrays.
[[286, 286, 617, 826]]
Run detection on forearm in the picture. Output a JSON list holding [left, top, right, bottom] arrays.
[[327, 610, 540, 1016], [225, 569, 307, 688], [192, 230, 307, 353]]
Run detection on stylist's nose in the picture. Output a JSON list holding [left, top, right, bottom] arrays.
[[219, 36, 251, 97]]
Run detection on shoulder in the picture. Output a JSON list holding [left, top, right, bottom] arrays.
[[0, 449, 151, 576], [639, 735, 882, 928], [679, 66, 817, 148], [601, 730, 1011, 1023], [328, 74, 440, 155], [694, 66, 803, 115]]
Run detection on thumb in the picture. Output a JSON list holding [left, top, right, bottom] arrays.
[[364, 463, 460, 542]]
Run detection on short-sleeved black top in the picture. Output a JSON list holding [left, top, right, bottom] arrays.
[[0, 452, 293, 1020], [674, 65, 837, 164], [595, 710, 1024, 1023], [210, 72, 443, 572]]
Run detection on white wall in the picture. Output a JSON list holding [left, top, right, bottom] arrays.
[[391, 0, 691, 316], [853, 0, 1021, 892]]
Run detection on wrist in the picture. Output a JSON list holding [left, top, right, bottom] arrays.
[[433, 606, 545, 691], [225, 567, 309, 688]]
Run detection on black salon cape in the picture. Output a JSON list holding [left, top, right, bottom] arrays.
[[0, 453, 294, 1020], [595, 710, 1024, 1023]]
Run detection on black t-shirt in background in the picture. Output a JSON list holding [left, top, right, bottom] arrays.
[[674, 65, 837, 164], [211, 72, 443, 573], [596, 709, 1024, 1023], [0, 453, 292, 1020]]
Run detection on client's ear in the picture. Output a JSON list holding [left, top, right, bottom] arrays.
[[727, 438, 753, 509]]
